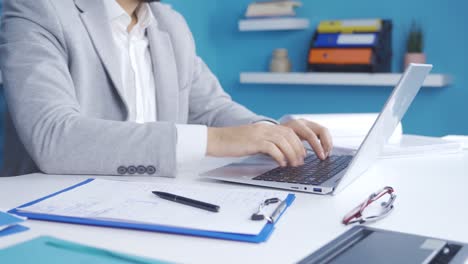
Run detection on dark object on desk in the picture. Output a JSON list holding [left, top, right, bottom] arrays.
[[307, 19, 393, 73], [152, 192, 220, 213], [298, 226, 468, 264]]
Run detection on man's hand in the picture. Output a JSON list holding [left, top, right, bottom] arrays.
[[207, 120, 333, 167], [281, 119, 333, 160]]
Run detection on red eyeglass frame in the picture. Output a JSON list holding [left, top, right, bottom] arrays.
[[342, 186, 396, 225]]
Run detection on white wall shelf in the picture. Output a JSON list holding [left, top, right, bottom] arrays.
[[239, 18, 310, 31], [240, 72, 452, 88]]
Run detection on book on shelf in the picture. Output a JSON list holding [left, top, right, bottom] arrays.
[[246, 1, 302, 18]]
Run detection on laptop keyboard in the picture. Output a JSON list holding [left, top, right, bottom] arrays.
[[253, 154, 353, 186]]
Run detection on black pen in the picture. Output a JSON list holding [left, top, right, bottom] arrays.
[[152, 191, 220, 213]]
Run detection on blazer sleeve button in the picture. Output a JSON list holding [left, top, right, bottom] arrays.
[[147, 166, 157, 175], [137, 165, 146, 174], [127, 166, 137, 174], [117, 166, 127, 175]]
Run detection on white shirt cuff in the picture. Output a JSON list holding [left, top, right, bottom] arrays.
[[175, 124, 208, 165]]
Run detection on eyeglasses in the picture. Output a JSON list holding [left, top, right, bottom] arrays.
[[342, 186, 396, 225]]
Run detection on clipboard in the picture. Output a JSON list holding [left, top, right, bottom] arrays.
[[9, 179, 295, 243]]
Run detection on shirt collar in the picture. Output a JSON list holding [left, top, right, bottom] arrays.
[[137, 3, 154, 30], [103, 0, 154, 36]]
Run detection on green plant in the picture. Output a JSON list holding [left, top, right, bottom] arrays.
[[407, 22, 424, 53]]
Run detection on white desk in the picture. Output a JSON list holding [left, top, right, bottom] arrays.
[[1, 153, 468, 264]]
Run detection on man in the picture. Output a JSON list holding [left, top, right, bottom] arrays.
[[0, 0, 332, 177]]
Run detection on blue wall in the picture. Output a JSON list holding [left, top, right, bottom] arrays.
[[166, 0, 468, 136]]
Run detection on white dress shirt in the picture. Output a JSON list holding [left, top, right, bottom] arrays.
[[103, 0, 207, 165]]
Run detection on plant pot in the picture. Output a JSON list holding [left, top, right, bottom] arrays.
[[404, 53, 426, 69]]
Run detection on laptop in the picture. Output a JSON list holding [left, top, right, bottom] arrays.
[[201, 64, 433, 195]]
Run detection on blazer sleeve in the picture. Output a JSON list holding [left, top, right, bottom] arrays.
[[150, 3, 275, 128], [0, 0, 177, 177], [188, 56, 277, 127]]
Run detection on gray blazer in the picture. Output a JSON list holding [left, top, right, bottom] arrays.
[[0, 0, 271, 177]]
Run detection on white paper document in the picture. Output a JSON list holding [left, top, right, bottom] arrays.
[[382, 135, 462, 158], [442, 135, 468, 150], [280, 113, 462, 158], [279, 113, 403, 139], [329, 135, 462, 158], [17, 179, 289, 235]]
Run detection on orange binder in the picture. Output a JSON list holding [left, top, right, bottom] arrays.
[[309, 48, 373, 65]]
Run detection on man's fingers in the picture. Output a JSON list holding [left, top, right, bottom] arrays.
[[261, 142, 286, 167], [302, 128, 326, 160], [281, 127, 306, 160], [287, 121, 324, 160], [317, 127, 333, 156], [306, 123, 333, 157], [269, 135, 301, 166]]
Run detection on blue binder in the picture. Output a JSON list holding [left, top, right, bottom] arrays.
[[0, 236, 169, 264], [0, 225, 29, 237], [314, 33, 378, 48], [0, 210, 29, 237], [9, 179, 295, 243]]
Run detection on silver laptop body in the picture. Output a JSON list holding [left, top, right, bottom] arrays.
[[201, 64, 433, 195]]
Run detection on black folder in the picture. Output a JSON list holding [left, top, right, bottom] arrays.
[[299, 226, 468, 264]]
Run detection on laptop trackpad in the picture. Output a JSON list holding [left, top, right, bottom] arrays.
[[202, 155, 277, 179]]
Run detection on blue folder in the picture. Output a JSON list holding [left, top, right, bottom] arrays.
[[0, 211, 29, 237], [0, 225, 29, 238], [9, 179, 295, 243], [0, 236, 170, 264], [314, 33, 378, 48]]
